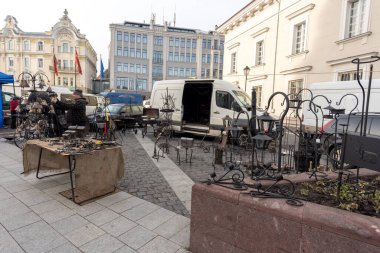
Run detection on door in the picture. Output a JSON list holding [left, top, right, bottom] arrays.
[[210, 90, 241, 134]]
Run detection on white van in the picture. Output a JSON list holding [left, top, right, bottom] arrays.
[[150, 79, 255, 136]]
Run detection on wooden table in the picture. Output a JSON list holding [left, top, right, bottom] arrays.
[[23, 139, 125, 204]]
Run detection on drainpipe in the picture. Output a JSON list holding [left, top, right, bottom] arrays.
[[271, 0, 281, 112]]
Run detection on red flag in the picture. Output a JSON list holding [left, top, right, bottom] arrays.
[[53, 52, 59, 76], [75, 48, 82, 75]]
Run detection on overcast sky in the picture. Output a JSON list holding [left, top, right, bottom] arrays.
[[1, 0, 249, 71]]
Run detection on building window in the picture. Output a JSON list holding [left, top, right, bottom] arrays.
[[191, 68, 196, 76], [124, 32, 129, 42], [169, 52, 173, 61], [8, 57, 14, 67], [255, 40, 264, 65], [117, 47, 122, 56], [70, 60, 74, 68], [293, 21, 306, 54], [202, 54, 206, 63], [136, 64, 141, 73], [192, 39, 197, 49], [123, 63, 128, 72], [23, 40, 30, 51], [186, 39, 191, 48], [130, 33, 135, 43], [63, 43, 69, 53], [288, 79, 303, 107], [58, 46, 61, 53], [231, 53, 237, 73], [38, 58, 43, 68], [142, 65, 147, 74], [202, 39, 206, 49], [63, 77, 68, 86], [154, 36, 163, 45], [192, 53, 196, 62], [130, 48, 135, 57], [174, 53, 179, 62], [136, 49, 141, 58], [142, 49, 147, 59], [153, 51, 163, 64], [37, 41, 44, 51], [63, 60, 68, 69], [70, 78, 74, 86], [213, 69, 218, 78], [254, 86, 262, 108], [137, 34, 141, 43], [337, 69, 362, 81], [214, 54, 219, 64], [207, 54, 211, 64], [175, 38, 179, 47], [116, 62, 122, 72], [24, 57, 30, 68], [180, 38, 185, 48], [58, 77, 61, 85], [345, 0, 369, 38], [130, 64, 135, 73], [201, 68, 205, 77], [180, 68, 184, 77], [180, 53, 185, 62], [186, 53, 190, 62], [174, 68, 178, 76], [7, 40, 14, 50], [117, 31, 122, 41], [143, 34, 147, 44], [123, 47, 129, 57], [169, 37, 174, 47], [168, 67, 173, 76], [70, 47, 73, 54], [207, 39, 212, 49]]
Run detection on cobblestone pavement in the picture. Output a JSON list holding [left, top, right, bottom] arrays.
[[118, 132, 190, 217]]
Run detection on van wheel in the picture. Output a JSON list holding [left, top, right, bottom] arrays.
[[328, 145, 356, 171]]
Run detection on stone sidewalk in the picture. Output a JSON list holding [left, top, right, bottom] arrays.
[[0, 139, 191, 253]]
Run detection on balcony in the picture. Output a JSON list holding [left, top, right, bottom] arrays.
[[49, 66, 76, 73], [152, 58, 163, 64]]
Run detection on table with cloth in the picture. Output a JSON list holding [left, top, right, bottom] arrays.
[[23, 139, 125, 204]]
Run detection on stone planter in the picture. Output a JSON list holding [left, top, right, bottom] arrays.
[[190, 183, 380, 253]]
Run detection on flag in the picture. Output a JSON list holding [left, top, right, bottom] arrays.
[[53, 51, 59, 76], [75, 48, 82, 75], [100, 57, 104, 80]]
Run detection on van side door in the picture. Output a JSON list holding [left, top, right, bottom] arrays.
[[210, 90, 241, 132]]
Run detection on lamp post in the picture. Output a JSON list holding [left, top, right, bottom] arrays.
[[243, 66, 250, 92], [17, 72, 50, 91]]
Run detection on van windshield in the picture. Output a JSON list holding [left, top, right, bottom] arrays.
[[233, 90, 252, 110]]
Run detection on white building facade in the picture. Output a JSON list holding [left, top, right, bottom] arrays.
[[217, 0, 380, 111], [0, 10, 97, 92], [109, 16, 224, 91]]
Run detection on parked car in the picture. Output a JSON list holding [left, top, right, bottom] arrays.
[[88, 103, 144, 129], [2, 91, 15, 126], [320, 112, 380, 168]]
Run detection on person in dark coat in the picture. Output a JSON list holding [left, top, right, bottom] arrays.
[[54, 89, 87, 127]]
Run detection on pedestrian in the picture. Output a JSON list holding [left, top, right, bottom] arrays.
[[10, 96, 20, 129], [53, 89, 87, 127]]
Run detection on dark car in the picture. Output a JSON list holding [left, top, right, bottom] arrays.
[[2, 91, 15, 126], [320, 112, 380, 167], [89, 103, 144, 130]]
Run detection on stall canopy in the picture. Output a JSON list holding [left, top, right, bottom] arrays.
[[0, 72, 15, 128]]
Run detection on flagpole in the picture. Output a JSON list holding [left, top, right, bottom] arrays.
[[53, 48, 55, 85], [74, 46, 77, 90]]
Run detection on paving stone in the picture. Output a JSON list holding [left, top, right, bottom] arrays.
[[153, 214, 190, 239], [113, 245, 138, 253], [136, 207, 176, 230], [0, 189, 12, 201], [47, 242, 82, 253], [72, 201, 106, 217], [1, 180, 34, 193], [51, 214, 89, 235], [170, 225, 190, 248], [96, 191, 133, 206], [1, 211, 41, 231], [109, 196, 145, 213], [65, 223, 105, 247], [0, 224, 24, 253], [86, 208, 120, 226], [121, 201, 160, 221], [30, 199, 67, 214], [0, 201, 30, 222], [80, 234, 124, 253], [13, 188, 52, 206], [101, 216, 137, 237], [10, 221, 67, 252], [118, 225, 156, 250], [138, 236, 181, 253], [40, 206, 76, 223]]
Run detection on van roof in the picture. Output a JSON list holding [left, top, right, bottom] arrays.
[[154, 79, 241, 90]]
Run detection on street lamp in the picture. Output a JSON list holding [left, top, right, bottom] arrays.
[[17, 72, 50, 91], [243, 66, 250, 92]]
